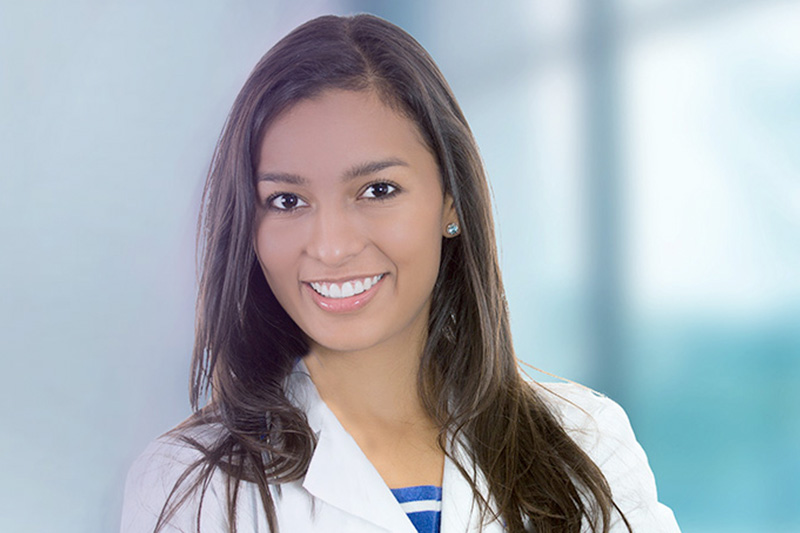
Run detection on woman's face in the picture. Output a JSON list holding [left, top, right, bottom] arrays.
[[254, 89, 456, 356]]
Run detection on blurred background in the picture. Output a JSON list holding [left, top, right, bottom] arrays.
[[1, 1, 798, 532]]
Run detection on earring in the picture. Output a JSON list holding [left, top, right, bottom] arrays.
[[446, 222, 460, 237]]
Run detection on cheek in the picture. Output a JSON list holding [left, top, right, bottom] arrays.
[[254, 222, 299, 292], [382, 205, 444, 278]]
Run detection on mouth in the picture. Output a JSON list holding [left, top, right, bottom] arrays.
[[304, 273, 387, 313], [307, 274, 385, 299]]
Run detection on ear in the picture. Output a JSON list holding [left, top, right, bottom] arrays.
[[442, 194, 460, 238]]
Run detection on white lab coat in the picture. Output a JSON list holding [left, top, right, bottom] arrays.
[[121, 365, 680, 533]]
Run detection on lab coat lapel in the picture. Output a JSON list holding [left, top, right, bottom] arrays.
[[440, 439, 506, 533], [286, 366, 417, 533]]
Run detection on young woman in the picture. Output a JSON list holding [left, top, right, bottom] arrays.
[[121, 14, 680, 533]]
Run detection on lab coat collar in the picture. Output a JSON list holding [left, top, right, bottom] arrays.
[[285, 363, 417, 533], [284, 361, 505, 533]]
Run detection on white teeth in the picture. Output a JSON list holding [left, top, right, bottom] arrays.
[[341, 282, 354, 297], [310, 282, 326, 297], [329, 283, 342, 298], [309, 274, 383, 299]]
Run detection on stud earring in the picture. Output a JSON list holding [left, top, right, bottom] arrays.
[[446, 222, 460, 237]]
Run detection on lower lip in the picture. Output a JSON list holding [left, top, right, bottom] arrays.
[[305, 276, 386, 313]]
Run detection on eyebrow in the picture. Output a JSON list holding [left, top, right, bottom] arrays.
[[344, 158, 408, 180], [257, 158, 408, 184]]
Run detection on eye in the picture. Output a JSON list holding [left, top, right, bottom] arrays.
[[267, 193, 308, 211], [360, 182, 399, 200]]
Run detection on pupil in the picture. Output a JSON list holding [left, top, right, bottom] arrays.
[[282, 195, 297, 208], [373, 183, 387, 196]]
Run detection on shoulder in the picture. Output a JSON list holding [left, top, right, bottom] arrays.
[[533, 382, 682, 533], [120, 423, 235, 533], [535, 382, 633, 452]]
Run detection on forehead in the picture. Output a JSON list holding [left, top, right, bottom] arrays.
[[257, 89, 434, 178]]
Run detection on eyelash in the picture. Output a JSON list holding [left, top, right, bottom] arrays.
[[264, 181, 401, 212]]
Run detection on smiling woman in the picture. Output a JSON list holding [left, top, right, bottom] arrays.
[[120, 13, 680, 533]]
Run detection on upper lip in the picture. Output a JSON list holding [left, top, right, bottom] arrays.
[[302, 273, 386, 284]]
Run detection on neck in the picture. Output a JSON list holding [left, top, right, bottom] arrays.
[[303, 326, 431, 428], [302, 318, 445, 489]]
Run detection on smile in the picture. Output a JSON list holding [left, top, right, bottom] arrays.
[[308, 274, 385, 299]]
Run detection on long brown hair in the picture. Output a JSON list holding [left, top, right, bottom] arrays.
[[157, 13, 631, 533]]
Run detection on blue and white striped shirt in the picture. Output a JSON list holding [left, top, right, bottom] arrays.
[[390, 485, 442, 533]]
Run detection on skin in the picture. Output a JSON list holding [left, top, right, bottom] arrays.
[[254, 89, 458, 488]]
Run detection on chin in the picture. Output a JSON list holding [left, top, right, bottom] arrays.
[[310, 337, 380, 355], [304, 327, 391, 355]]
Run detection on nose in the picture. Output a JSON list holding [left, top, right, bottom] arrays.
[[305, 204, 365, 266]]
